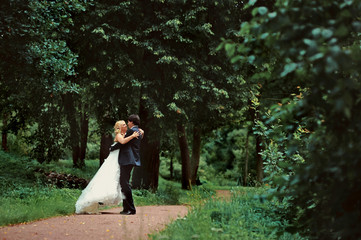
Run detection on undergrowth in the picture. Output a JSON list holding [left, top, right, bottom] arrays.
[[150, 188, 307, 240]]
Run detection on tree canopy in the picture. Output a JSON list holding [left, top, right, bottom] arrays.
[[2, 0, 361, 238]]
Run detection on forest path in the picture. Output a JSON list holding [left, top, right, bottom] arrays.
[[0, 190, 230, 240]]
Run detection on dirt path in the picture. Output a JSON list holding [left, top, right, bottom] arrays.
[[0, 190, 230, 240], [0, 205, 188, 240], [214, 189, 232, 201]]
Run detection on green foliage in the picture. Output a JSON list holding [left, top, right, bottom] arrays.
[[1, 0, 93, 164], [41, 159, 99, 180], [134, 181, 182, 206], [202, 128, 257, 185], [160, 136, 251, 187], [0, 151, 41, 188], [159, 155, 182, 181], [29, 108, 69, 163], [252, 93, 309, 187], [150, 187, 305, 240], [221, 0, 361, 238]]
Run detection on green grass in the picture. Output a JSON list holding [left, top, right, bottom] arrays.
[[150, 187, 307, 240], [0, 151, 83, 226], [0, 186, 81, 226]]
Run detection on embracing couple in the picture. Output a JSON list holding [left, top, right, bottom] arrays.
[[75, 114, 143, 215]]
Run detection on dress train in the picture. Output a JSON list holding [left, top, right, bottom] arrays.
[[75, 149, 123, 214]]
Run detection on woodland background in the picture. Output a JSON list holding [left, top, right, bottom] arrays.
[[1, 0, 361, 239]]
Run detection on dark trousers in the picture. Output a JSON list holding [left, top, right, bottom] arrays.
[[120, 164, 135, 213]]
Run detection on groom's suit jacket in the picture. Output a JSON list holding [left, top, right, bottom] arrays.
[[118, 126, 142, 167]]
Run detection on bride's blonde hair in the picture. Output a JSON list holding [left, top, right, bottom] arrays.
[[114, 120, 125, 134]]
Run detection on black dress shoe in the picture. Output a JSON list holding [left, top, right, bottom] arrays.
[[120, 211, 136, 215]]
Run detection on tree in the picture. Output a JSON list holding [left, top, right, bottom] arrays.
[[0, 0, 33, 151], [222, 0, 361, 238], [130, 0, 246, 189], [27, 0, 91, 165]]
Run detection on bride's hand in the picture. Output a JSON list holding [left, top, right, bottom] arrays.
[[139, 128, 144, 136]]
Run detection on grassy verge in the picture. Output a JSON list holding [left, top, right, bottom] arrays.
[[150, 187, 307, 240], [0, 186, 81, 226]]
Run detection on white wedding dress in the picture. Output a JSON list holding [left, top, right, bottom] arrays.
[[75, 149, 123, 214]]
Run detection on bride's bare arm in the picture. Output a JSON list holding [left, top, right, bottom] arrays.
[[115, 131, 139, 144]]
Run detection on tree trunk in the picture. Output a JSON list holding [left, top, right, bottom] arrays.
[[177, 123, 191, 190], [132, 103, 160, 191], [2, 113, 8, 151], [99, 133, 113, 167], [254, 109, 264, 184], [249, 98, 264, 184], [190, 126, 201, 185], [170, 157, 174, 180], [79, 109, 89, 168], [243, 131, 249, 186], [63, 93, 81, 168], [132, 136, 160, 191], [255, 134, 263, 184]]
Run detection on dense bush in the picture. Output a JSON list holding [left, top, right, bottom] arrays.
[[151, 187, 305, 240], [221, 0, 361, 238]]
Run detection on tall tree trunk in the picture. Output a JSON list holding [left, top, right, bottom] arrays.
[[177, 123, 191, 190], [255, 133, 263, 184], [170, 157, 174, 180], [249, 98, 264, 184], [190, 126, 201, 185], [243, 131, 249, 186], [79, 109, 89, 168], [132, 136, 160, 191], [2, 113, 8, 151], [99, 133, 113, 167], [132, 103, 160, 191], [63, 93, 81, 168]]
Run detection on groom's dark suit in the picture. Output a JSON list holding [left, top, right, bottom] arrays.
[[115, 126, 141, 214], [118, 126, 141, 167]]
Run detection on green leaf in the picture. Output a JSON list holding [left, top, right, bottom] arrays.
[[311, 28, 321, 37], [280, 63, 297, 77], [322, 29, 333, 39], [258, 7, 268, 15], [303, 39, 317, 48], [268, 12, 277, 18], [309, 53, 324, 61], [248, 0, 257, 6], [230, 56, 243, 63], [225, 43, 236, 57]]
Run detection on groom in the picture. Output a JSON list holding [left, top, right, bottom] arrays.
[[110, 114, 142, 215]]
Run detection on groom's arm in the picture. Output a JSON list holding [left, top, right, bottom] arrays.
[[124, 129, 134, 138], [109, 142, 121, 152]]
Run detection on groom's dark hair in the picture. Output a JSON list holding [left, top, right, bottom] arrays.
[[128, 114, 140, 125]]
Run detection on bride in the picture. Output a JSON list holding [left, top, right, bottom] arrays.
[[75, 120, 141, 214]]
